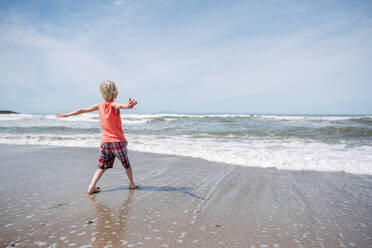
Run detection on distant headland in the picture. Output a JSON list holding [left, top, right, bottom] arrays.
[[0, 110, 19, 114]]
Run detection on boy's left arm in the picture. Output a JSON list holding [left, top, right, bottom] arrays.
[[113, 98, 138, 110], [56, 104, 99, 118]]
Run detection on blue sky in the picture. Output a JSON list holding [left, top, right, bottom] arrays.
[[0, 0, 371, 114]]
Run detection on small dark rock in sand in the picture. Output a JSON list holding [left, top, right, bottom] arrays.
[[87, 220, 94, 224], [215, 224, 222, 228], [47, 203, 67, 209]]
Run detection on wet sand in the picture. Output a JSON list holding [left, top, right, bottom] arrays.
[[0, 144, 371, 248]]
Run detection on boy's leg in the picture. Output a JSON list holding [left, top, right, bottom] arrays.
[[88, 169, 104, 194], [125, 166, 137, 189], [91, 142, 115, 194], [115, 141, 138, 189]]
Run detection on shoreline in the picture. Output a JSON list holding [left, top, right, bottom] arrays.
[[0, 144, 371, 247], [0, 143, 371, 177]]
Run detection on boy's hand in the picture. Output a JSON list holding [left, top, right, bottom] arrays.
[[128, 98, 138, 109], [56, 113, 68, 118]]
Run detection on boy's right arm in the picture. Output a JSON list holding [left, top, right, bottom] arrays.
[[56, 104, 99, 118], [112, 98, 138, 110]]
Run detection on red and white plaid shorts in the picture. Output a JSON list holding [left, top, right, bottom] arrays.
[[98, 141, 131, 170]]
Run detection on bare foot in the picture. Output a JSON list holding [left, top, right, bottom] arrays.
[[129, 184, 139, 190], [88, 187, 101, 194]]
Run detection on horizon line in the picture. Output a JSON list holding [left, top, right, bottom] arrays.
[[1, 110, 371, 116]]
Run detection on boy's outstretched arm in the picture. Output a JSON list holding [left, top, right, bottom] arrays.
[[112, 98, 138, 110], [56, 104, 99, 118]]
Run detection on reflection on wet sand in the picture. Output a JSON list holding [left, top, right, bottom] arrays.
[[88, 190, 134, 247]]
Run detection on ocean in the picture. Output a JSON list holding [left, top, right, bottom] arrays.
[[0, 113, 371, 175]]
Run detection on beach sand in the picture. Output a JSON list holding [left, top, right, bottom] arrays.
[[0, 144, 371, 248]]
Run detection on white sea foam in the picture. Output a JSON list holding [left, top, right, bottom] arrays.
[[124, 119, 151, 125], [127, 135, 372, 175], [0, 114, 39, 121], [0, 133, 99, 147], [2, 133, 369, 174]]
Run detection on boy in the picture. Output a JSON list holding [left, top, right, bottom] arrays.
[[56, 80, 138, 194]]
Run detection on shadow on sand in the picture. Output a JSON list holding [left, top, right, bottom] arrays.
[[103, 185, 206, 200]]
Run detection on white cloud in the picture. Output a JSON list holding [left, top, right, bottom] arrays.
[[113, 1, 124, 6]]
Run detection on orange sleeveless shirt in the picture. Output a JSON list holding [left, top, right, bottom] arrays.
[[98, 101, 125, 143]]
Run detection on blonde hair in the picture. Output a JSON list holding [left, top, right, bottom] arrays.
[[100, 80, 118, 101]]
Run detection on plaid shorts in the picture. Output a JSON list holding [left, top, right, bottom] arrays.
[[98, 141, 131, 170]]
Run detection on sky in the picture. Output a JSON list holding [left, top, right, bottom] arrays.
[[0, 0, 371, 114]]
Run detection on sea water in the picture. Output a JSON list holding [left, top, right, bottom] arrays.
[[0, 113, 371, 174]]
